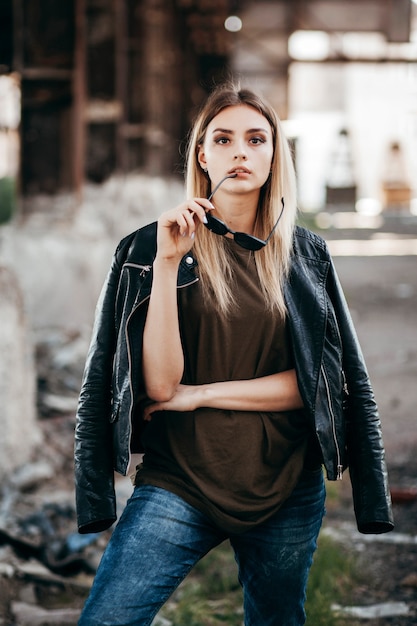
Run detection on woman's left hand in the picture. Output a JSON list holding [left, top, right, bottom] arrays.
[[143, 384, 201, 421]]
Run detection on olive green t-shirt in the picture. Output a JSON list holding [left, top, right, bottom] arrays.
[[136, 238, 310, 533]]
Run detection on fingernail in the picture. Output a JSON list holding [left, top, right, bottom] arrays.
[[208, 202, 215, 210], [203, 215, 208, 224], [190, 232, 195, 239]]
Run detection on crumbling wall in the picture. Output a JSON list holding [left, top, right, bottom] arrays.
[[8, 174, 184, 330], [0, 266, 41, 479], [0, 174, 183, 473]]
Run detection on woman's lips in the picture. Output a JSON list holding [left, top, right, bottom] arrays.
[[229, 167, 250, 175]]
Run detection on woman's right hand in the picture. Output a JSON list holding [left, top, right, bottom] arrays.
[[155, 198, 213, 262]]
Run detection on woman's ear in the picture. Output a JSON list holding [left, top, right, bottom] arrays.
[[197, 145, 207, 170]]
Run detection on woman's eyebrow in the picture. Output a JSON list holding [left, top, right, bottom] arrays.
[[211, 127, 270, 134], [212, 127, 233, 134], [247, 127, 270, 134]]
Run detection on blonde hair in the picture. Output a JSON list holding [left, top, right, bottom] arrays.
[[185, 83, 297, 318]]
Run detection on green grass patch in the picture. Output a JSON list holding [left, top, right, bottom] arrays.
[[306, 532, 361, 625], [161, 542, 243, 626], [0, 177, 16, 224], [158, 531, 362, 625]]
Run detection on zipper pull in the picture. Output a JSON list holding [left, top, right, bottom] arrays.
[[140, 265, 151, 277], [337, 465, 343, 480], [342, 370, 349, 396]]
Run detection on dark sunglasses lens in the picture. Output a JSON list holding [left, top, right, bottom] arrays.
[[205, 214, 229, 236], [234, 234, 265, 251]]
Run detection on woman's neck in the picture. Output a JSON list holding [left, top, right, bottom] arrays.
[[214, 190, 260, 234]]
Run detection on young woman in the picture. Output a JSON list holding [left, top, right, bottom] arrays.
[[75, 84, 393, 626]]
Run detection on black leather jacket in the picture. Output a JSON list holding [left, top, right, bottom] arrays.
[[74, 223, 394, 535]]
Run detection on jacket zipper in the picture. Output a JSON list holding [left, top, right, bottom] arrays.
[[123, 265, 198, 474], [123, 264, 152, 473], [123, 262, 152, 278], [321, 363, 343, 480]]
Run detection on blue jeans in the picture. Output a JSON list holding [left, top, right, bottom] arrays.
[[78, 469, 325, 626]]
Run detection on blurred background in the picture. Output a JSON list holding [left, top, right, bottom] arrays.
[[0, 1, 417, 625]]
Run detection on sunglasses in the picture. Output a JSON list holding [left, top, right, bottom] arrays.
[[205, 174, 284, 251]]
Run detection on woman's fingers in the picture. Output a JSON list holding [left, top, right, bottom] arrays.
[[190, 198, 214, 221], [165, 199, 212, 235], [156, 198, 213, 259], [143, 403, 159, 421], [180, 207, 197, 237], [178, 199, 212, 233]]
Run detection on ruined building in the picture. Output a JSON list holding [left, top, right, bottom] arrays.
[[0, 0, 412, 203], [1, 0, 240, 200]]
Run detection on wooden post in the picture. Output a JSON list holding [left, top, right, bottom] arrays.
[[115, 0, 128, 173], [12, 0, 24, 73], [73, 0, 86, 202], [12, 0, 23, 210]]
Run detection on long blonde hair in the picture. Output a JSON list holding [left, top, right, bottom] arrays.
[[186, 83, 297, 318]]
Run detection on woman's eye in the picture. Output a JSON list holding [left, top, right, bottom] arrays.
[[215, 137, 229, 145], [250, 136, 266, 145]]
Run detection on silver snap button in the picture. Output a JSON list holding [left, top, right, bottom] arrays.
[[185, 256, 194, 265]]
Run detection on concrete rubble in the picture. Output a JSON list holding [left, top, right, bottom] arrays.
[[0, 266, 41, 481], [332, 601, 410, 619]]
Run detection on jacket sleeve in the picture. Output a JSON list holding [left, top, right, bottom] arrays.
[[326, 254, 394, 534], [74, 237, 130, 534]]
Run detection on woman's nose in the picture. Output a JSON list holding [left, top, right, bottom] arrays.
[[233, 138, 248, 160]]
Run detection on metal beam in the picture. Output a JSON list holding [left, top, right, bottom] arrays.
[[244, 1, 412, 43]]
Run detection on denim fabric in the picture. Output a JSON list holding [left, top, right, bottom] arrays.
[[78, 470, 325, 626]]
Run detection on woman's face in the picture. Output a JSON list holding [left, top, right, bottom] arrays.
[[198, 104, 274, 200]]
